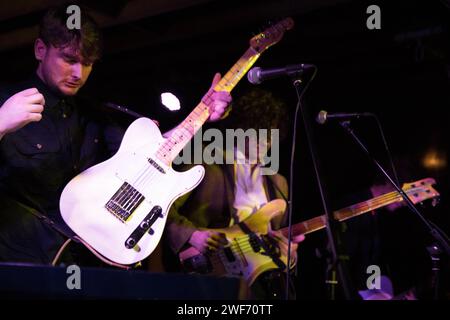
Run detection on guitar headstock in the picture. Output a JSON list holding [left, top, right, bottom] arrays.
[[250, 17, 294, 54], [403, 178, 440, 206]]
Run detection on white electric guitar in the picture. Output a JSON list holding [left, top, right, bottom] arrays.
[[59, 18, 295, 265]]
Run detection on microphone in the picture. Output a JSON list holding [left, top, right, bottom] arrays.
[[316, 110, 373, 124], [247, 64, 316, 84]]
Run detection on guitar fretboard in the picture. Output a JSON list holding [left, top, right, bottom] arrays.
[[281, 188, 425, 237], [156, 48, 261, 165]]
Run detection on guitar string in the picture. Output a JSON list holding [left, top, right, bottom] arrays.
[[196, 185, 432, 266], [132, 104, 211, 193], [107, 116, 201, 211], [109, 117, 194, 210], [138, 103, 210, 189], [107, 104, 207, 218], [201, 191, 424, 260], [108, 59, 427, 216], [108, 164, 158, 217], [106, 67, 237, 214], [124, 155, 168, 208], [286, 191, 418, 234], [202, 188, 427, 247], [125, 61, 238, 196], [104, 38, 289, 218], [107, 107, 209, 214], [109, 166, 151, 213], [334, 190, 422, 219], [109, 150, 158, 207]]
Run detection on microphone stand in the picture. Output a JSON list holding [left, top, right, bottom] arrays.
[[339, 120, 450, 299], [287, 67, 352, 300]]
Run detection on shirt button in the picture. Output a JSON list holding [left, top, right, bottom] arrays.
[[62, 113, 67, 118], [94, 138, 99, 143], [36, 143, 42, 149]]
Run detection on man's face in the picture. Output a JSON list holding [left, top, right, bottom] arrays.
[[35, 39, 93, 96]]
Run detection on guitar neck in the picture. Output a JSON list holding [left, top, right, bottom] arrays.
[[281, 189, 406, 237], [156, 48, 261, 165]]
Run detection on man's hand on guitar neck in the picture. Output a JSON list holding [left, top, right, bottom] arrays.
[[162, 73, 231, 139], [203, 73, 232, 122], [188, 230, 228, 254]]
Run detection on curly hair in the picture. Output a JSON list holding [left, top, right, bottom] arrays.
[[221, 87, 289, 141], [39, 4, 102, 64]]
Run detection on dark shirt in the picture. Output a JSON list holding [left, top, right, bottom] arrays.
[[0, 74, 125, 264]]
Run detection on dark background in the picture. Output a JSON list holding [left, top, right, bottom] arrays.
[[1, 0, 449, 299]]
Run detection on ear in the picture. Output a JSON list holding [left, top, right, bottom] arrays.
[[34, 38, 47, 61]]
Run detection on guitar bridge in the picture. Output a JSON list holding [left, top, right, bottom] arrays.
[[105, 182, 145, 222]]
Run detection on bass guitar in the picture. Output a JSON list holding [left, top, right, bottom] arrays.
[[179, 178, 439, 284]]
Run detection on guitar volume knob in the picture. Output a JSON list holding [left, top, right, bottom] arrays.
[[125, 238, 136, 249], [140, 221, 150, 229]]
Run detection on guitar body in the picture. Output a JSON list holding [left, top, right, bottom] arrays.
[[60, 118, 205, 265], [180, 199, 289, 285]]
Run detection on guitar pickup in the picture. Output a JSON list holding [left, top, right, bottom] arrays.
[[148, 158, 165, 174], [223, 247, 236, 262], [124, 206, 162, 249], [248, 233, 261, 253]]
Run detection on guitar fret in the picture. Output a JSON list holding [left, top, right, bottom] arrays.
[[155, 28, 282, 163], [165, 140, 174, 149], [191, 108, 202, 118], [181, 122, 194, 134]]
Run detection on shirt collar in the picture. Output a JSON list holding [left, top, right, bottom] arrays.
[[233, 147, 261, 167], [30, 73, 76, 109]]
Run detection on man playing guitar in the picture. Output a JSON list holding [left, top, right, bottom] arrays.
[[0, 5, 231, 266], [165, 88, 304, 299]]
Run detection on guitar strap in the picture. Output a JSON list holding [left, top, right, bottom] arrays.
[[265, 175, 288, 203], [25, 208, 132, 269], [24, 208, 80, 265], [17, 202, 79, 243]]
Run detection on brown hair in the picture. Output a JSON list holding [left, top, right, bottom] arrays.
[[39, 5, 102, 64], [221, 87, 289, 141]]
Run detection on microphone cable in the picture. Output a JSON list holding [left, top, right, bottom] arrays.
[[285, 66, 318, 300]]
